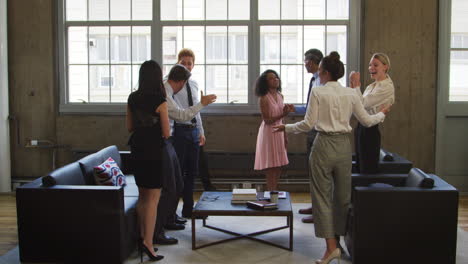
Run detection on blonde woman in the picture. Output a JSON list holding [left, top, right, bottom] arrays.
[[350, 53, 395, 173]]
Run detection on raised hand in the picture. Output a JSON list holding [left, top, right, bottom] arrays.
[[349, 71, 361, 88], [200, 90, 217, 106]]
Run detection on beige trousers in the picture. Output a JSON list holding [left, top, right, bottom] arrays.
[[309, 132, 352, 238]]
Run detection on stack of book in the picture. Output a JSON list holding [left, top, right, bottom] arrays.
[[231, 188, 257, 204], [246, 200, 278, 210]]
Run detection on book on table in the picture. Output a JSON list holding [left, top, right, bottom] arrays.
[[232, 188, 257, 201], [246, 200, 278, 210]]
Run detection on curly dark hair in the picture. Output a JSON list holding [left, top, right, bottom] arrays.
[[137, 60, 167, 98], [255, 69, 281, 96]]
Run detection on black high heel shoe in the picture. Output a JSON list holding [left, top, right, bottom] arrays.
[[139, 242, 164, 262]]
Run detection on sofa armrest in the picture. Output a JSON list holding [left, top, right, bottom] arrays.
[[16, 185, 131, 263]]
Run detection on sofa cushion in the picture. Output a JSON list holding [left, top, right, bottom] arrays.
[[78, 152, 103, 185], [405, 168, 434, 188], [97, 145, 122, 168], [42, 162, 86, 187], [93, 157, 126, 186]]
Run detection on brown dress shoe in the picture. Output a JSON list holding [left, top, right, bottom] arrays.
[[298, 206, 313, 214], [301, 215, 314, 223]]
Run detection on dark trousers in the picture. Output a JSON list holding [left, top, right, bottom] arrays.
[[355, 123, 380, 174], [199, 146, 214, 189], [154, 140, 183, 237], [173, 125, 200, 217]]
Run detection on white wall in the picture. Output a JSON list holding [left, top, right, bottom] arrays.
[[0, 0, 11, 192]]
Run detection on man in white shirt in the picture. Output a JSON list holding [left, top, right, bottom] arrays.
[[154, 64, 216, 245], [293, 48, 323, 224], [172, 48, 211, 218]]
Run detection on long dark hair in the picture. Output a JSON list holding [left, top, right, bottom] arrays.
[[137, 60, 167, 98], [255, 69, 281, 96]]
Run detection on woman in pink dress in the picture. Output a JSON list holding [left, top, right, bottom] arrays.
[[254, 70, 293, 191]]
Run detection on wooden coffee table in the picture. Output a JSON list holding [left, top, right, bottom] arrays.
[[191, 191, 293, 250]]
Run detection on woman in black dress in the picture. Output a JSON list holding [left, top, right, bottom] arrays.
[[127, 60, 170, 261]]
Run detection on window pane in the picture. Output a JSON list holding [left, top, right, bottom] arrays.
[[90, 65, 110, 102], [229, 65, 248, 104], [206, 66, 227, 103], [111, 0, 130, 20], [327, 0, 348, 19], [68, 65, 89, 103], [260, 65, 281, 76], [451, 0, 468, 48], [184, 27, 205, 64], [304, 0, 325, 19], [450, 51, 468, 101], [89, 0, 109, 21], [162, 65, 172, 78], [66, 0, 87, 21], [326, 26, 347, 64], [161, 0, 183, 20], [111, 27, 131, 64], [339, 65, 346, 86], [89, 27, 109, 64], [259, 0, 280, 20], [229, 0, 249, 20], [133, 0, 152, 20], [282, 0, 303, 20], [163, 27, 183, 64], [111, 65, 131, 102], [132, 27, 151, 64], [260, 26, 280, 64], [304, 26, 325, 56], [206, 27, 227, 64], [281, 26, 303, 64], [206, 0, 227, 20], [68, 27, 88, 64], [132, 65, 140, 92], [281, 65, 303, 104], [191, 65, 205, 96], [229, 26, 248, 64], [184, 0, 204, 20]]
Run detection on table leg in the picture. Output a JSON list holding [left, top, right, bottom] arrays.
[[289, 215, 293, 250], [191, 216, 196, 250]]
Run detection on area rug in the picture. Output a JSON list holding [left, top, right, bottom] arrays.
[[2, 204, 467, 264]]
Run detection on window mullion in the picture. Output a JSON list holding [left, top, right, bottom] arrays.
[[153, 0, 162, 63], [249, 0, 260, 106]]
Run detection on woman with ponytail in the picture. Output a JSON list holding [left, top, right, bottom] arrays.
[[274, 52, 390, 264]]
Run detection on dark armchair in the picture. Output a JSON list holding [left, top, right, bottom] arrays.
[[345, 168, 459, 264]]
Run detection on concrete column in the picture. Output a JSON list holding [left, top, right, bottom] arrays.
[[0, 0, 11, 192]]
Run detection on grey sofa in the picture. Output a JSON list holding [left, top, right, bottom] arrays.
[[345, 168, 459, 264], [16, 145, 139, 264]]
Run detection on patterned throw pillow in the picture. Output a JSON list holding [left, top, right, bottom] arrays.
[[93, 157, 126, 186]]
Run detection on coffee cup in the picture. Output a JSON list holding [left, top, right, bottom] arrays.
[[270, 191, 279, 203]]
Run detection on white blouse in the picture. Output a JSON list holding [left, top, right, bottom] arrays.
[[285, 81, 385, 134], [355, 75, 395, 115]]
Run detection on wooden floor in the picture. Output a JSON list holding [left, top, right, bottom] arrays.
[[1, 192, 467, 256]]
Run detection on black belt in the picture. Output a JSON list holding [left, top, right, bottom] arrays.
[[175, 123, 197, 129]]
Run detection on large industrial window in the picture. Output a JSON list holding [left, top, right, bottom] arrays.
[[58, 0, 360, 113], [448, 0, 468, 102]]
